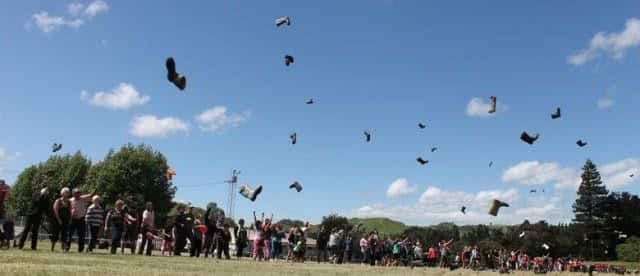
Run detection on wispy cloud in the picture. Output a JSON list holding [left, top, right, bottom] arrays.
[[30, 1, 109, 33], [353, 185, 569, 225], [465, 97, 506, 118], [600, 158, 640, 189], [503, 158, 640, 190], [195, 106, 250, 133], [568, 18, 640, 65], [129, 115, 189, 138], [386, 178, 417, 198], [502, 161, 580, 190], [0, 147, 21, 176], [31, 11, 84, 33], [84, 0, 109, 18], [81, 83, 150, 110], [67, 3, 85, 17], [597, 96, 614, 110]]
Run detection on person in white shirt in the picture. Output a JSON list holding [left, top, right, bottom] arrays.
[[138, 202, 155, 256]]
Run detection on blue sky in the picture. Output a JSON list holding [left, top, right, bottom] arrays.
[[1, 1, 639, 226]]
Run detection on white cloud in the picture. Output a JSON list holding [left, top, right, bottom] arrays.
[[84, 0, 109, 18], [353, 186, 569, 225], [195, 106, 250, 133], [30, 1, 108, 33], [502, 161, 580, 190], [31, 11, 84, 33], [0, 147, 20, 176], [465, 97, 506, 118], [386, 178, 416, 198], [597, 96, 614, 110], [81, 83, 150, 110], [129, 115, 189, 138], [67, 3, 85, 16], [503, 158, 640, 190], [600, 158, 640, 189], [568, 18, 640, 65]]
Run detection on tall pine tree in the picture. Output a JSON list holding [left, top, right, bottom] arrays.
[[572, 159, 609, 259], [573, 159, 609, 227]]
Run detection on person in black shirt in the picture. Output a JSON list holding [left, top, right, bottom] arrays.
[[202, 208, 216, 258], [216, 223, 231, 259], [18, 187, 49, 250], [172, 205, 187, 256], [235, 219, 248, 259], [316, 226, 329, 263]]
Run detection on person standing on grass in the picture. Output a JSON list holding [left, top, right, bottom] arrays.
[[252, 211, 264, 261], [216, 223, 231, 259], [344, 235, 353, 263], [262, 214, 273, 260], [184, 205, 195, 256], [359, 233, 369, 266], [172, 204, 188, 256], [1, 214, 15, 249], [105, 200, 135, 254], [68, 188, 94, 253], [0, 180, 10, 227], [202, 207, 216, 258], [210, 210, 226, 258], [235, 218, 248, 259], [366, 231, 379, 266], [138, 202, 155, 256], [18, 187, 49, 250], [316, 225, 329, 263], [85, 195, 104, 253], [51, 187, 72, 252], [121, 205, 138, 254], [190, 217, 203, 258], [270, 224, 284, 260], [438, 239, 454, 268]]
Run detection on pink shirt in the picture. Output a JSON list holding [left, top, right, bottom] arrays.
[[359, 238, 368, 250]]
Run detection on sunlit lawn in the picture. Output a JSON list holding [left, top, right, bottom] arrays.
[[1, 242, 638, 276]]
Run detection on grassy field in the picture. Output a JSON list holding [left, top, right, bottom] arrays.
[[2, 244, 639, 276]]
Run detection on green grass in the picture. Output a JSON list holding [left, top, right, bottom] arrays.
[[2, 242, 639, 275]]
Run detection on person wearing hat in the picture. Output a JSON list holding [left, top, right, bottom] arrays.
[[17, 187, 50, 250], [68, 188, 95, 252], [51, 187, 72, 252], [85, 195, 104, 253], [0, 180, 10, 226]]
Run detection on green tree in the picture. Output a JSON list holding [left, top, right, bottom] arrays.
[[616, 237, 640, 262], [276, 218, 305, 232], [572, 159, 609, 260], [85, 144, 176, 220], [573, 159, 609, 228], [320, 214, 351, 233], [8, 152, 91, 215]]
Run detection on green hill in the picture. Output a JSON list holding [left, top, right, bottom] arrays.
[[349, 217, 407, 236]]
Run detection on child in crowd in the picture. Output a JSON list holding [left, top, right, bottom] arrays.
[[161, 226, 174, 256], [1, 214, 14, 249]]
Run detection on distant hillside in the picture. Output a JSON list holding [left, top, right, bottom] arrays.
[[350, 217, 407, 235]]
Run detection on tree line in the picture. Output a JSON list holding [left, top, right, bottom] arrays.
[[5, 146, 640, 262]]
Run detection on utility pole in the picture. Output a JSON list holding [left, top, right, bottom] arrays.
[[225, 170, 240, 220]]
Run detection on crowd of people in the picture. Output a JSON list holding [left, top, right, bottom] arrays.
[[0, 184, 312, 262], [0, 183, 636, 275]]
